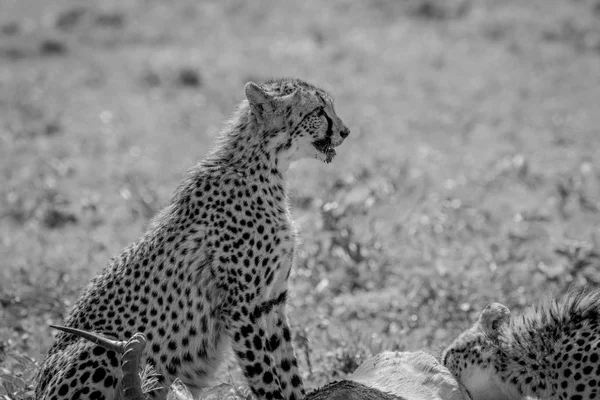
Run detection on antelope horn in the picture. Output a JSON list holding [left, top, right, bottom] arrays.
[[50, 325, 147, 400], [50, 325, 126, 352]]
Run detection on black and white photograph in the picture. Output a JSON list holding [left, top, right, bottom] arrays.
[[1, 1, 600, 399]]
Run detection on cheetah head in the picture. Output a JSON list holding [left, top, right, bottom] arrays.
[[245, 78, 350, 167], [442, 302, 515, 400]]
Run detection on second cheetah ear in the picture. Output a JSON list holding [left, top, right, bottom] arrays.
[[479, 302, 511, 340], [245, 82, 274, 122]]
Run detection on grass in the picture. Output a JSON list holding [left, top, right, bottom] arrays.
[[1, 0, 600, 397]]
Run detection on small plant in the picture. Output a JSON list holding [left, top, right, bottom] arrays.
[[0, 350, 38, 400]]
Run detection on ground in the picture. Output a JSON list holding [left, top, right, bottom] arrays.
[[1, 0, 600, 398]]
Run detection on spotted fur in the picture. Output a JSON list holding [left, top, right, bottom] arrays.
[[35, 78, 350, 400], [442, 289, 600, 400]]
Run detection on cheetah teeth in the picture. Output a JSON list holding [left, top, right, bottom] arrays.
[[313, 139, 335, 161], [312, 139, 337, 163]]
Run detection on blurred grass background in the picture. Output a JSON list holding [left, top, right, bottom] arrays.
[[1, 0, 600, 396]]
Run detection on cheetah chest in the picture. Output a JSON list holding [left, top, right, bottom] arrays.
[[262, 223, 296, 299]]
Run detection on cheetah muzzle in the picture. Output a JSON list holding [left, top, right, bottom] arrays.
[[312, 137, 337, 163], [311, 107, 338, 163]]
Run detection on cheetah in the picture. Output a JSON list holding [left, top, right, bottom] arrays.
[[442, 289, 600, 400], [35, 78, 351, 400]]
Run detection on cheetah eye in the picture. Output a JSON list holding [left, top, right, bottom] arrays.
[[313, 106, 325, 116]]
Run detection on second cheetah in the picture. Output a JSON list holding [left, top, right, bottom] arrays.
[[35, 78, 351, 400], [442, 289, 600, 400]]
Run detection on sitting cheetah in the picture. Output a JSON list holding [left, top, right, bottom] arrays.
[[442, 290, 600, 400], [35, 78, 351, 400]]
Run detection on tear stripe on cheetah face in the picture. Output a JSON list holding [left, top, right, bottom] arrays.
[[442, 289, 600, 400]]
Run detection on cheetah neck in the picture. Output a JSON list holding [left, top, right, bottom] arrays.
[[203, 107, 289, 182], [491, 332, 554, 399]]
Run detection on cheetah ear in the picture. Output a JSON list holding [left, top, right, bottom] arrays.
[[245, 82, 274, 122], [479, 302, 511, 340]]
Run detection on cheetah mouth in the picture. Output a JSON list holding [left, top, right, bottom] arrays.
[[312, 138, 336, 163]]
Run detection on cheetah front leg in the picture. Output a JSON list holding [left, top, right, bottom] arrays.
[[230, 311, 286, 400], [264, 293, 304, 400]]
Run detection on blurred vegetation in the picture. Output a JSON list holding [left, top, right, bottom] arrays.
[[1, 0, 600, 398]]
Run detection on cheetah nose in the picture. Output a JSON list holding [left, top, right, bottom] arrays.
[[340, 126, 350, 138]]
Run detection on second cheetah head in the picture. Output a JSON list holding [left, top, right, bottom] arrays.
[[442, 302, 516, 400], [244, 78, 350, 167]]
